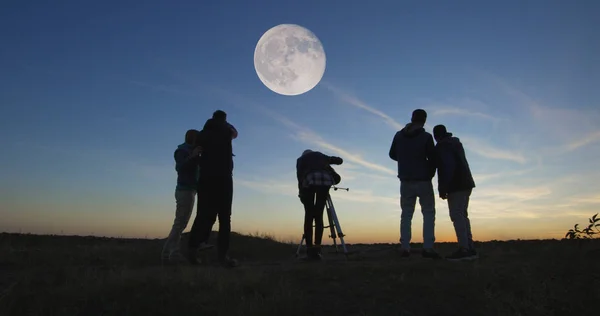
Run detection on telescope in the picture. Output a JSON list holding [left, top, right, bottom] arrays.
[[332, 186, 349, 191]]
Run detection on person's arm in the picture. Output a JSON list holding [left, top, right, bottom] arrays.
[[437, 144, 456, 197], [389, 132, 399, 161], [328, 155, 343, 165], [174, 148, 200, 172], [227, 122, 238, 139]]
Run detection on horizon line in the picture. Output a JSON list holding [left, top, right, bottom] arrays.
[[0, 230, 571, 244]]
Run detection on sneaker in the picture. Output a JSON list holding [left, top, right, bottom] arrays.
[[219, 256, 239, 268], [446, 248, 477, 261], [421, 249, 442, 260]]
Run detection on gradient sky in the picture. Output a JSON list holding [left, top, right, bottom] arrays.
[[1, 0, 599, 244]]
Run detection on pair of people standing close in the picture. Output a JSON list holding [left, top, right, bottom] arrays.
[[162, 110, 239, 267], [389, 109, 477, 261]]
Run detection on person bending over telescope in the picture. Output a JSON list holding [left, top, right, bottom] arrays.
[[296, 149, 343, 260]]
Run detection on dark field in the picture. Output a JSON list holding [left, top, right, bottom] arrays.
[[0, 232, 598, 316]]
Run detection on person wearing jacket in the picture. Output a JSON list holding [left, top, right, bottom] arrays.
[[161, 129, 211, 264], [433, 124, 478, 261], [187, 110, 239, 267], [296, 149, 343, 260], [388, 109, 440, 259]]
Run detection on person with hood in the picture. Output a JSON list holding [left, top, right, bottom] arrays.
[[187, 110, 239, 267], [161, 129, 212, 264], [296, 149, 343, 260], [433, 124, 478, 261], [388, 109, 440, 259]]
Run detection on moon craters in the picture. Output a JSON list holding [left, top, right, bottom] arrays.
[[254, 24, 326, 96]]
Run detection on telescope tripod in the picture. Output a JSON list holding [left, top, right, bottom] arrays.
[[296, 186, 349, 258]]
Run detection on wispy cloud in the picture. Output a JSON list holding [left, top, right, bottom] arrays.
[[294, 131, 396, 175], [342, 168, 394, 182], [430, 105, 498, 122], [565, 130, 600, 152], [265, 109, 397, 176], [237, 177, 397, 206], [473, 167, 538, 183], [475, 184, 552, 201], [568, 193, 600, 206], [468, 190, 598, 222], [324, 83, 500, 131], [479, 71, 600, 155], [321, 81, 405, 130], [459, 136, 528, 164], [464, 171, 598, 222]]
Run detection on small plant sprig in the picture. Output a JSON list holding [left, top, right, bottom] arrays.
[[565, 213, 600, 240]]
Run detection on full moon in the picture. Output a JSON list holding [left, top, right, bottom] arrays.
[[253, 24, 326, 96]]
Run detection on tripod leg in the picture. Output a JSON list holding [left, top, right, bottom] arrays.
[[326, 197, 339, 252], [296, 233, 305, 257], [328, 197, 349, 255]]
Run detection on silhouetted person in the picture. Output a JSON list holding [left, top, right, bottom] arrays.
[[433, 124, 478, 261], [296, 149, 343, 260], [162, 129, 212, 264], [187, 110, 238, 267], [388, 109, 440, 259]]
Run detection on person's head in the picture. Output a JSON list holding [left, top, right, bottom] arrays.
[[433, 124, 451, 142], [184, 129, 199, 145], [302, 149, 313, 156], [212, 110, 227, 122], [411, 109, 427, 125]]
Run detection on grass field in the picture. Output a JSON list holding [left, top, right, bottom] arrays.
[[0, 232, 598, 316]]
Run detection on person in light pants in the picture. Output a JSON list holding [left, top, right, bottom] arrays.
[[433, 124, 478, 261], [162, 129, 212, 264]]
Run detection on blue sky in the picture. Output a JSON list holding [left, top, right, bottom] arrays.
[[1, 0, 599, 243]]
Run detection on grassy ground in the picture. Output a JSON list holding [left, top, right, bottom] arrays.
[[0, 232, 598, 316]]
